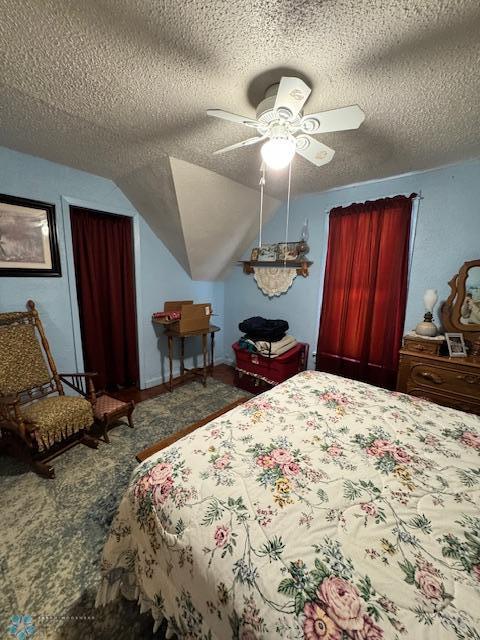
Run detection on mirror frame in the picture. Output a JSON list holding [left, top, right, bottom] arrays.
[[441, 259, 480, 345]]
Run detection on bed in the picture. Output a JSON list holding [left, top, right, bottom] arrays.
[[96, 371, 480, 639]]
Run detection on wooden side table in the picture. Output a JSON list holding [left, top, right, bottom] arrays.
[[163, 324, 221, 392]]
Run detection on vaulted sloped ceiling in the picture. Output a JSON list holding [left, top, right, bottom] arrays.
[[0, 0, 479, 278], [118, 157, 280, 280]]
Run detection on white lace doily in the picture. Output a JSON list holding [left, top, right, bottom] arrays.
[[253, 267, 297, 297]]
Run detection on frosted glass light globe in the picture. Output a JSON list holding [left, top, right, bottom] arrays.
[[423, 289, 438, 313], [261, 137, 296, 170]]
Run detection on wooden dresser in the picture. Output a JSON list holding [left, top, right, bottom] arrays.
[[397, 348, 480, 415]]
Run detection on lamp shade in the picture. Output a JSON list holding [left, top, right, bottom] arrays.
[[423, 289, 438, 313]]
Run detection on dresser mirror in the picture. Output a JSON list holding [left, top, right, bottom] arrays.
[[441, 259, 480, 345], [460, 265, 480, 325]]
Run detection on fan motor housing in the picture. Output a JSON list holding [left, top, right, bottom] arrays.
[[255, 95, 277, 122], [256, 96, 303, 130]]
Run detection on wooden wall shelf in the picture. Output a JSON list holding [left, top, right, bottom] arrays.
[[240, 260, 313, 277]]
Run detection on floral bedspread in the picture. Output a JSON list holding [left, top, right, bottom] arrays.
[[96, 371, 480, 639]]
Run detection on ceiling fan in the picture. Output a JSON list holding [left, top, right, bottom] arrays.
[[207, 77, 365, 170]]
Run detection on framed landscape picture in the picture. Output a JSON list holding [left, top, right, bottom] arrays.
[[0, 194, 61, 277]]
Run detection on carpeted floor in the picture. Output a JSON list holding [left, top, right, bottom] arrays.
[[0, 379, 249, 640]]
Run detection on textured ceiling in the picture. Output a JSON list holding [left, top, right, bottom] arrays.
[[1, 0, 480, 278], [1, 0, 480, 195]]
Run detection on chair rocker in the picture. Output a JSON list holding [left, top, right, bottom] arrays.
[[0, 300, 98, 479]]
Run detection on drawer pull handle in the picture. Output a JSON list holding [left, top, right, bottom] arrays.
[[456, 374, 479, 385], [419, 371, 444, 384]]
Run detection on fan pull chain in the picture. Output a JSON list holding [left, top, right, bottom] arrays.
[[284, 160, 292, 265], [258, 163, 266, 248]]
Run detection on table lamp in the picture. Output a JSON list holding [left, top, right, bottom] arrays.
[[415, 289, 438, 337]]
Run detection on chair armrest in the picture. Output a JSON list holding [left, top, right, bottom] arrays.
[[0, 394, 25, 435], [59, 372, 97, 404]]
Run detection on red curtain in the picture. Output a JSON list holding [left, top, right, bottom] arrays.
[[316, 195, 414, 389], [70, 207, 139, 391]]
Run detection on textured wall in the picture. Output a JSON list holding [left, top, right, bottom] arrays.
[[223, 158, 480, 367], [0, 146, 224, 388]]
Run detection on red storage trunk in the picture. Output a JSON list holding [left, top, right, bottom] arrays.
[[233, 342, 309, 394]]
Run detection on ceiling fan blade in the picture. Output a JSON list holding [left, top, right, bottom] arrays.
[[295, 135, 335, 167], [301, 105, 365, 134], [213, 136, 266, 155], [207, 109, 259, 129], [274, 77, 311, 119]]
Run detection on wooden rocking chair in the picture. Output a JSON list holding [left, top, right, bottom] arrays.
[[0, 300, 98, 479]]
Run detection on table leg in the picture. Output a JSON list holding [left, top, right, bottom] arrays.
[[210, 331, 215, 373], [202, 333, 207, 386], [180, 336, 185, 377], [168, 335, 173, 392]]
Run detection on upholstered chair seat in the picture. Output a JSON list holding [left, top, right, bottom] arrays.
[[23, 396, 94, 452]]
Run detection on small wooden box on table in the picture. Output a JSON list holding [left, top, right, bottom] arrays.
[[153, 301, 220, 392]]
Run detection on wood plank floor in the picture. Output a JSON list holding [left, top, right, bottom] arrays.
[[111, 363, 237, 404]]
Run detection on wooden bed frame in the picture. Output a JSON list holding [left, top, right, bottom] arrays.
[[135, 397, 250, 462]]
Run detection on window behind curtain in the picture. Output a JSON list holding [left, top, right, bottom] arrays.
[[316, 194, 415, 389]]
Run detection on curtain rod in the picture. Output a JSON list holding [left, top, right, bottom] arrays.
[[323, 191, 423, 214]]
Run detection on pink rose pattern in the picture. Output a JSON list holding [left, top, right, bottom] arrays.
[[213, 453, 231, 470], [461, 430, 480, 449], [319, 576, 364, 633], [214, 524, 230, 548], [134, 461, 174, 503], [101, 371, 480, 640], [327, 444, 343, 457], [301, 576, 385, 640], [415, 568, 444, 601], [360, 502, 377, 517]]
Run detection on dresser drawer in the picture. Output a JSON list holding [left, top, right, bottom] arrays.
[[409, 362, 480, 395], [408, 387, 480, 415], [403, 337, 441, 355]]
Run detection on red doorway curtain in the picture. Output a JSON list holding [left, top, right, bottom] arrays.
[[316, 195, 415, 389], [70, 207, 139, 391]]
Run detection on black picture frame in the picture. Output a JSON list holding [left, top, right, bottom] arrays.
[[0, 193, 61, 277]]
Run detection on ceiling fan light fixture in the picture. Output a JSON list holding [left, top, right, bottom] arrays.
[[261, 136, 296, 170]]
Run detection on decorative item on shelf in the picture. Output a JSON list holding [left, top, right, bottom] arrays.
[[253, 267, 298, 297], [277, 242, 299, 261], [257, 244, 277, 261], [415, 288, 439, 337], [241, 154, 313, 288], [297, 218, 310, 259], [445, 332, 468, 357], [242, 259, 312, 276]]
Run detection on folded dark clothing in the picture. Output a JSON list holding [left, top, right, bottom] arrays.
[[239, 317, 289, 342]]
